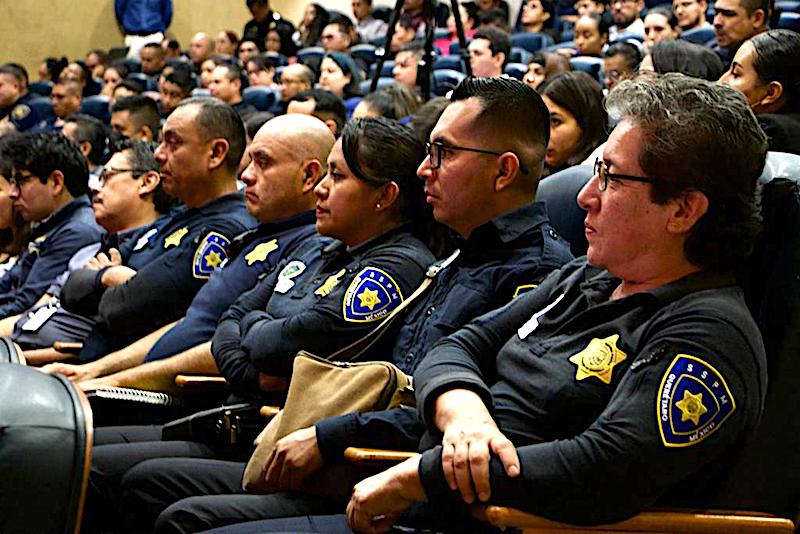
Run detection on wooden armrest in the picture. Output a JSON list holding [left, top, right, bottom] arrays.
[[53, 341, 83, 353], [478, 506, 796, 533], [174, 374, 228, 388], [259, 405, 280, 418], [344, 447, 418, 465]]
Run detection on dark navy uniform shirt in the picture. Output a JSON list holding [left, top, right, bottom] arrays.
[[145, 211, 317, 362], [412, 259, 766, 525], [0, 195, 102, 318], [0, 92, 44, 132], [62, 192, 255, 360], [316, 202, 574, 460], [211, 227, 435, 393]]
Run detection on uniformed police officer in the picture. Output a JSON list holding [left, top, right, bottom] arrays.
[[0, 64, 44, 134], [0, 132, 103, 319], [113, 79, 576, 533], [46, 114, 335, 389], [11, 139, 172, 365], [57, 97, 255, 361], [82, 117, 436, 533]]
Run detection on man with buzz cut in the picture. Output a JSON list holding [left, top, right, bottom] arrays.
[[208, 63, 258, 119], [713, 0, 768, 63], [56, 97, 255, 361], [109, 77, 575, 534]]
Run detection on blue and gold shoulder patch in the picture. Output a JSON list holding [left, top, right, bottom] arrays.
[[342, 267, 404, 323], [657, 354, 736, 448], [193, 232, 230, 279]]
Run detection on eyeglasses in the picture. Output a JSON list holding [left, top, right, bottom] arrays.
[[99, 167, 150, 185], [426, 141, 529, 175], [9, 171, 38, 188], [594, 158, 656, 191]]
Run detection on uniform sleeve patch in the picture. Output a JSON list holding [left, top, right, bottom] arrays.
[[245, 239, 279, 265], [12, 104, 31, 120], [657, 354, 736, 448], [342, 267, 404, 323], [513, 284, 538, 298], [192, 232, 231, 279]]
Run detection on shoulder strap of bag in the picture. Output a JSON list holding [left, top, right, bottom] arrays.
[[331, 248, 461, 363]]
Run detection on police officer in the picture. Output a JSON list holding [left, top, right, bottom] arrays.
[[12, 139, 172, 364], [118, 78, 575, 533], [264, 75, 766, 533], [0, 132, 103, 319], [59, 97, 255, 361], [82, 117, 436, 534], [0, 64, 44, 134], [46, 114, 335, 388]]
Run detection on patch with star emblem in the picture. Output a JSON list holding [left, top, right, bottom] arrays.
[[164, 227, 189, 249], [192, 232, 230, 279], [657, 354, 735, 448], [342, 267, 404, 323], [569, 334, 627, 385], [12, 104, 31, 120], [245, 239, 279, 266]]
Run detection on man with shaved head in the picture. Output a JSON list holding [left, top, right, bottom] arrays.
[[189, 32, 216, 73], [47, 113, 335, 391]]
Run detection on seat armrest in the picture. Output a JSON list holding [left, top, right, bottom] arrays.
[[174, 374, 228, 389], [259, 406, 280, 418], [344, 447, 418, 465]]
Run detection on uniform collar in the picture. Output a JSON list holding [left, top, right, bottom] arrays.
[[31, 195, 91, 239], [256, 210, 315, 236], [323, 224, 411, 258], [461, 201, 550, 247]]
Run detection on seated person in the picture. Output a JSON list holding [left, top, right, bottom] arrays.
[[468, 27, 511, 78], [0, 137, 29, 276], [392, 44, 424, 93], [317, 53, 363, 118], [106, 77, 576, 534], [603, 41, 641, 91], [61, 113, 108, 189], [287, 89, 347, 138], [245, 55, 279, 89], [208, 63, 258, 120], [220, 74, 769, 534], [111, 95, 162, 142], [82, 117, 438, 532], [539, 71, 607, 176], [609, 0, 644, 38], [556, 12, 609, 57], [352, 85, 421, 121], [673, 0, 711, 31], [639, 39, 724, 80], [10, 139, 171, 364], [159, 69, 195, 118], [0, 131, 102, 319], [45, 114, 334, 389], [523, 51, 572, 90], [519, 0, 561, 44], [643, 6, 680, 53], [48, 80, 82, 131], [0, 63, 44, 134], [434, 5, 475, 56], [719, 29, 800, 155], [272, 64, 315, 116], [57, 97, 255, 361]]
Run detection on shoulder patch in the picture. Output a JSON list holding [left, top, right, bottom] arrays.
[[657, 354, 736, 448], [513, 284, 538, 298], [245, 239, 279, 266], [275, 260, 307, 294], [192, 232, 230, 279], [164, 227, 189, 248], [343, 267, 404, 323], [12, 104, 30, 120]]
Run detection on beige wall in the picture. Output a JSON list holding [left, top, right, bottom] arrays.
[[0, 0, 251, 80]]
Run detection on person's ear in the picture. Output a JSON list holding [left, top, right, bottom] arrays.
[[78, 141, 92, 159], [49, 170, 65, 196], [138, 171, 160, 197], [495, 152, 521, 192], [301, 159, 324, 192], [207, 138, 230, 171], [666, 189, 709, 234], [139, 125, 155, 142], [760, 80, 784, 108], [751, 8, 767, 28], [375, 181, 400, 212]]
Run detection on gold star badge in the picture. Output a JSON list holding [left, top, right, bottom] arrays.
[[675, 390, 708, 426], [204, 250, 223, 269], [569, 334, 627, 385], [245, 239, 279, 266], [314, 269, 346, 297], [164, 227, 189, 248], [357, 288, 381, 310]]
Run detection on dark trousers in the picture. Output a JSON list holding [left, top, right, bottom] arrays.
[[121, 457, 340, 534]]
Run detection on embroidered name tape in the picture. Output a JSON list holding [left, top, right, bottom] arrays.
[[657, 354, 736, 448]]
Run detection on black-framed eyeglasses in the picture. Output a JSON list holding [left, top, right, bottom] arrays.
[[99, 167, 150, 185], [594, 158, 656, 191], [426, 141, 529, 175], [9, 171, 39, 188]]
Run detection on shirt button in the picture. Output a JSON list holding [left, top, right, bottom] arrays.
[[405, 353, 414, 363], [549, 229, 558, 239], [425, 306, 435, 316]]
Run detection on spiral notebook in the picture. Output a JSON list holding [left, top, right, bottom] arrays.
[[89, 386, 184, 407]]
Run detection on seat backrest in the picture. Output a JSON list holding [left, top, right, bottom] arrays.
[[350, 44, 377, 66], [775, 0, 800, 12], [434, 56, 465, 72], [296, 46, 326, 64], [243, 86, 278, 112], [535, 165, 591, 257], [0, 365, 92, 534], [504, 62, 528, 80], [359, 77, 396, 95], [432, 69, 466, 96], [28, 97, 55, 122], [29, 81, 53, 97], [680, 25, 716, 44], [711, 152, 800, 519], [81, 95, 111, 124], [777, 11, 800, 30], [369, 60, 395, 79], [510, 32, 554, 52], [570, 56, 604, 84], [0, 338, 24, 364]]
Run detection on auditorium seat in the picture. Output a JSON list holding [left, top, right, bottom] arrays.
[[777, 11, 800, 31], [431, 69, 466, 96], [369, 60, 395, 79], [296, 46, 326, 65], [570, 56, 605, 84], [536, 164, 591, 257], [350, 44, 378, 66], [242, 86, 279, 112], [359, 77, 396, 94], [0, 364, 92, 534], [29, 81, 53, 97], [511, 32, 555, 52], [0, 337, 24, 364], [81, 95, 111, 124], [680, 25, 716, 45], [503, 62, 528, 80], [434, 55, 465, 72], [28, 97, 55, 123]]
